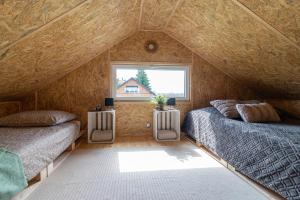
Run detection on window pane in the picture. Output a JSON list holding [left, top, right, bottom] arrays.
[[146, 70, 185, 98], [125, 86, 139, 93], [114, 65, 188, 99]]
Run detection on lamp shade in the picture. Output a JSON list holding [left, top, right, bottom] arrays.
[[105, 98, 114, 106], [167, 98, 176, 106]]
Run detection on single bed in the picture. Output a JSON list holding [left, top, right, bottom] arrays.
[[183, 107, 300, 200], [0, 120, 81, 181]]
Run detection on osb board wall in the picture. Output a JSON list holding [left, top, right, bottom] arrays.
[[0, 0, 141, 100], [0, 101, 21, 118], [36, 52, 110, 129], [21, 31, 258, 136], [115, 102, 191, 136], [165, 0, 300, 99], [110, 31, 194, 135], [192, 54, 257, 109], [110, 31, 192, 63], [267, 100, 300, 119], [238, 0, 300, 46], [31, 32, 194, 135], [20, 92, 37, 111]]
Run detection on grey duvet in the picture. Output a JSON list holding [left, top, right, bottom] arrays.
[[0, 120, 80, 180], [183, 107, 300, 200]]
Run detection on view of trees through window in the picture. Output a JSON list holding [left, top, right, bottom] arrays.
[[113, 65, 189, 100], [136, 70, 151, 91]]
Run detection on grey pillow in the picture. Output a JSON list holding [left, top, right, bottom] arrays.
[[210, 99, 261, 119], [0, 110, 77, 127], [210, 99, 240, 118], [236, 103, 281, 123]]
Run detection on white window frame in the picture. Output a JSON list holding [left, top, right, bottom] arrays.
[[111, 63, 190, 101]]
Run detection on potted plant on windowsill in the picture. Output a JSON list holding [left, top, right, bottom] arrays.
[[151, 95, 167, 111]]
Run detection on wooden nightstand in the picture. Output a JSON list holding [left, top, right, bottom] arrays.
[[87, 110, 115, 143], [153, 109, 180, 141]]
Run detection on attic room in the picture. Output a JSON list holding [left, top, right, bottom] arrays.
[[0, 0, 299, 200]]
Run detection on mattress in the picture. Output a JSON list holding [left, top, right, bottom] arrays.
[[0, 120, 80, 180], [183, 107, 300, 200]]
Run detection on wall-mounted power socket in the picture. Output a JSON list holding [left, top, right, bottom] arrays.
[[146, 122, 151, 128]]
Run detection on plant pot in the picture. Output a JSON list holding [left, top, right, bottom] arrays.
[[156, 104, 165, 111]]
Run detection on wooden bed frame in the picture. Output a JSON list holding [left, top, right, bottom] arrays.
[[185, 137, 285, 200], [12, 133, 83, 200]]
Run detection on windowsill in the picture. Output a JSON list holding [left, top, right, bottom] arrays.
[[114, 99, 191, 104]]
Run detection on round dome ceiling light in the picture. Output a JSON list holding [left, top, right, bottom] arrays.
[[144, 40, 158, 53]]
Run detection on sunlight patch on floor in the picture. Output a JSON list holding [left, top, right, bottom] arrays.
[[118, 149, 222, 172]]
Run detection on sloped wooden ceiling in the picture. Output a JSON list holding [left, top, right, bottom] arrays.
[[140, 0, 180, 30], [0, 0, 299, 100], [238, 0, 300, 46], [0, 0, 141, 100], [0, 0, 85, 49], [163, 0, 300, 99]]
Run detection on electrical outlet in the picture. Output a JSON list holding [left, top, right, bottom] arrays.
[[146, 122, 151, 128]]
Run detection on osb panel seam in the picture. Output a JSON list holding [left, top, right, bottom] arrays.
[[237, 0, 300, 47], [165, 0, 300, 98], [0, 0, 141, 99], [163, 0, 183, 31], [191, 52, 195, 109], [0, 0, 88, 51], [35, 30, 138, 98], [233, 0, 300, 51], [140, 0, 181, 30], [138, 0, 144, 30]]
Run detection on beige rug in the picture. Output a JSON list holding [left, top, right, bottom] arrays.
[[27, 141, 268, 200]]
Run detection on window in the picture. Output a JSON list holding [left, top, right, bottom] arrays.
[[125, 86, 139, 93], [112, 64, 190, 101]]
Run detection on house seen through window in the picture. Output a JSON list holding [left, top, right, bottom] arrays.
[[125, 85, 139, 93], [112, 64, 189, 100]]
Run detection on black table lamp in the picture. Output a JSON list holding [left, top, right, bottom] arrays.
[[167, 98, 176, 109], [105, 98, 114, 109]]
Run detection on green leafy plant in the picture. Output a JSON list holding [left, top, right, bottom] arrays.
[[151, 95, 167, 110]]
